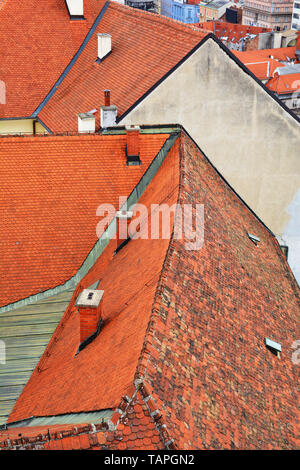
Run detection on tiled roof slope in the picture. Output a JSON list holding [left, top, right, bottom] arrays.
[[0, 0, 106, 118], [38, 3, 208, 133], [0, 131, 169, 307], [238, 58, 285, 81], [7, 136, 180, 419], [4, 129, 300, 449], [0, 387, 167, 450], [0, 290, 74, 425], [199, 21, 271, 44], [267, 72, 300, 94], [136, 132, 300, 449], [234, 47, 297, 64]]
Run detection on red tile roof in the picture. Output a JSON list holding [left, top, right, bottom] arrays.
[[0, 0, 107, 118], [199, 21, 271, 45], [0, 131, 169, 307], [38, 3, 208, 133], [267, 72, 300, 94], [7, 135, 180, 419], [234, 47, 297, 64], [239, 58, 285, 81], [5, 129, 299, 449], [0, 388, 167, 450]]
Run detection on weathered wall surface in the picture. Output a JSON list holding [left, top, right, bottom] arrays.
[[120, 38, 300, 282]]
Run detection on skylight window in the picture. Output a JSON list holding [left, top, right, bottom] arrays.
[[265, 337, 281, 358], [248, 233, 260, 246]]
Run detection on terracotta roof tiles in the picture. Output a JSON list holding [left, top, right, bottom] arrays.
[[0, 0, 106, 118], [0, 131, 169, 307], [38, 3, 208, 133]]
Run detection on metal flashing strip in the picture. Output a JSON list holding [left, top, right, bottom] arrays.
[[0, 129, 180, 314], [2, 409, 113, 430], [32, 2, 110, 117], [0, 290, 74, 425]]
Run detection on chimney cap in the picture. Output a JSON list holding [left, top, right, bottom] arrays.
[[76, 289, 104, 308]]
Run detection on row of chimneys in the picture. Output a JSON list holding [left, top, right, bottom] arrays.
[[76, 209, 134, 345], [78, 90, 116, 132]]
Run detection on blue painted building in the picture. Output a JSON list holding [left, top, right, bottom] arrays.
[[161, 0, 200, 24]]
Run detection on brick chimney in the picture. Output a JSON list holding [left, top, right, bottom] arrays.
[[100, 90, 117, 128], [115, 210, 133, 249], [66, 0, 84, 18], [76, 289, 104, 344], [125, 126, 141, 165]]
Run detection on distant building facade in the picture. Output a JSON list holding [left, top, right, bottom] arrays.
[[199, 0, 233, 21], [161, 0, 200, 23], [291, 0, 300, 29], [243, 0, 294, 30]]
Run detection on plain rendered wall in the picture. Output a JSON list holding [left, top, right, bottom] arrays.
[[0, 119, 47, 135], [120, 38, 300, 283]]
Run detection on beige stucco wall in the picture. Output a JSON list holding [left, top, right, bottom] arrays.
[[0, 119, 47, 135], [120, 38, 300, 281]]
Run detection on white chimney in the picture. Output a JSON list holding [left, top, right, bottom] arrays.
[[66, 0, 84, 17], [97, 34, 112, 61], [78, 110, 96, 133]]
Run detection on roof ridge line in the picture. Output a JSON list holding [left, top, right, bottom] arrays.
[[108, 1, 208, 35], [31, 1, 110, 119]]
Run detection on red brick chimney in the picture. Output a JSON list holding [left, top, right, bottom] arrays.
[[104, 89, 110, 107], [115, 210, 133, 249], [76, 289, 104, 344], [125, 125, 141, 165]]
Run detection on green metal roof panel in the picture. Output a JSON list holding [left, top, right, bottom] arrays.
[[0, 289, 73, 425], [5, 409, 114, 429]]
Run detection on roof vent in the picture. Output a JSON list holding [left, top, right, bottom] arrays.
[[66, 0, 84, 19], [115, 210, 133, 253], [265, 337, 281, 358], [78, 110, 96, 133], [100, 90, 117, 128], [97, 34, 112, 62], [126, 126, 141, 166], [248, 233, 260, 246], [76, 289, 104, 349]]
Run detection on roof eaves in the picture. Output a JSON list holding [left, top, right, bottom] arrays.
[[32, 1, 110, 118]]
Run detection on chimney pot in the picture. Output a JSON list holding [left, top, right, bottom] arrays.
[[76, 289, 104, 344], [104, 90, 110, 107]]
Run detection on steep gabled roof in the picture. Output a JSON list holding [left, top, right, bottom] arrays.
[[0, 0, 107, 118], [7, 134, 181, 419], [37, 3, 208, 133], [4, 128, 299, 449], [0, 130, 170, 308]]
